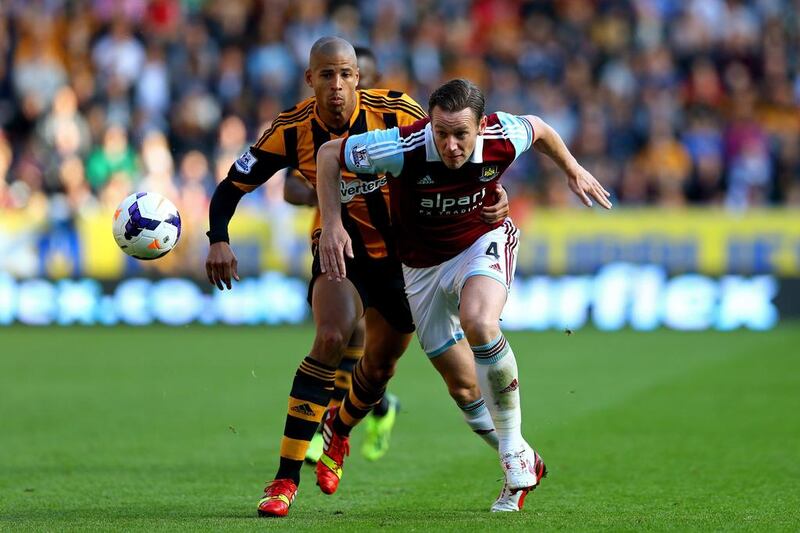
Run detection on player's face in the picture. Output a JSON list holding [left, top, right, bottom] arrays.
[[306, 53, 359, 116], [430, 107, 487, 169], [356, 56, 379, 89]]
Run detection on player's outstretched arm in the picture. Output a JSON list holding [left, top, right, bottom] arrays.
[[316, 139, 353, 281], [524, 115, 612, 209], [206, 179, 245, 290], [206, 144, 289, 289]]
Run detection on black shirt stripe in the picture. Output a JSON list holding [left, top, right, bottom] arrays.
[[340, 205, 369, 259], [257, 105, 315, 147], [283, 127, 299, 170], [310, 118, 332, 160], [360, 94, 426, 118], [383, 112, 398, 129], [310, 116, 369, 260], [360, 94, 426, 120], [349, 109, 397, 259]]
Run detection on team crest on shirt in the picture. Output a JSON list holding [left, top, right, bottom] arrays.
[[479, 165, 499, 182], [234, 150, 257, 174], [350, 144, 371, 169]]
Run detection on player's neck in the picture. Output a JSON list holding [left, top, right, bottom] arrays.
[[317, 101, 356, 133]]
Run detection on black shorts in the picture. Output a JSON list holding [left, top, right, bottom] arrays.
[[308, 253, 415, 334]]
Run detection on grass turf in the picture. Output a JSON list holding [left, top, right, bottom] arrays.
[[1, 325, 798, 531]]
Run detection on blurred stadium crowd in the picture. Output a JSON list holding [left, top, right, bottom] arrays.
[[1, 0, 799, 227]]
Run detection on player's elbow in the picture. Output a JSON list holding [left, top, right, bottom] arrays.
[[318, 139, 344, 166], [212, 176, 248, 202], [283, 175, 311, 206], [283, 191, 305, 207]]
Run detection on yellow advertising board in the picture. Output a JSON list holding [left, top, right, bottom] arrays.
[[1, 207, 799, 279], [517, 209, 800, 276]]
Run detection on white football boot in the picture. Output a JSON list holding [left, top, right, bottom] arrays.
[[501, 444, 547, 492], [490, 482, 526, 512]]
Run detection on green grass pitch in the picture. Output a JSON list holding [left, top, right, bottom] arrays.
[[1, 325, 798, 531]]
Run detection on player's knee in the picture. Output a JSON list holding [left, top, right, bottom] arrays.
[[448, 381, 481, 405], [362, 358, 396, 387], [460, 316, 500, 346], [313, 325, 348, 361]]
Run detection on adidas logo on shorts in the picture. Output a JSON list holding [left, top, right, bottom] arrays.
[[489, 263, 502, 272]]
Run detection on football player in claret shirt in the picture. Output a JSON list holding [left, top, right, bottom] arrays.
[[316, 79, 612, 508], [206, 39, 511, 517]]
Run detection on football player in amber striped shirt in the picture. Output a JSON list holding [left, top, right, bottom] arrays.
[[281, 46, 402, 466]]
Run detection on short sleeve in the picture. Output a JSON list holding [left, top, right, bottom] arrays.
[[227, 122, 292, 192], [342, 128, 405, 176], [253, 124, 287, 156], [495, 111, 534, 160]]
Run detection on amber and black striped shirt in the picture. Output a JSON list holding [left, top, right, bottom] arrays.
[[208, 89, 426, 260]]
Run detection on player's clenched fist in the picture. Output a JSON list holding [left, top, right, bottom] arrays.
[[206, 241, 240, 290]]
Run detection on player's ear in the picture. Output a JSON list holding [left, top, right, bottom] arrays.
[[304, 69, 313, 88], [478, 114, 488, 134]]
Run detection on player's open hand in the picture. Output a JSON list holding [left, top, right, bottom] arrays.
[[319, 224, 353, 282], [480, 184, 509, 223], [206, 241, 240, 290], [567, 165, 613, 209]]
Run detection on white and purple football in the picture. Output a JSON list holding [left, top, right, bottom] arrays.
[[112, 192, 181, 260]]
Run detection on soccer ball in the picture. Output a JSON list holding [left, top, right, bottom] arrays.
[[112, 192, 181, 260]]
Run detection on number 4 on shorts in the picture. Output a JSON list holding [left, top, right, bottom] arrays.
[[485, 242, 499, 259]]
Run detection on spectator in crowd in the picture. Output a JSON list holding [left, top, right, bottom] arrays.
[[0, 0, 798, 275], [85, 125, 138, 191]]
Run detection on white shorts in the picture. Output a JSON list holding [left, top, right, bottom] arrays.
[[402, 219, 520, 357]]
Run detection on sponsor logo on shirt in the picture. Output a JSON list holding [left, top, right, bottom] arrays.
[[419, 187, 486, 216], [234, 150, 257, 174], [340, 176, 388, 203], [479, 165, 499, 182]]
